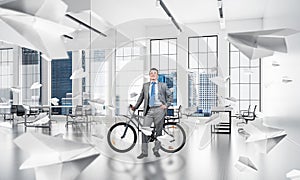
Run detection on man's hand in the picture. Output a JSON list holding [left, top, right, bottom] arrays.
[[130, 104, 136, 111], [160, 104, 167, 110]]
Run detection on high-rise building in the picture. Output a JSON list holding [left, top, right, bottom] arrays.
[[188, 72, 197, 107], [199, 73, 217, 113], [51, 52, 72, 114]]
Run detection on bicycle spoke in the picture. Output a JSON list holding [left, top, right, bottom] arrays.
[[160, 123, 186, 153], [108, 122, 137, 153]]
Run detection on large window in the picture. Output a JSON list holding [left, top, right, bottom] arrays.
[[150, 38, 177, 105], [87, 49, 108, 115], [115, 41, 145, 115], [229, 44, 261, 112], [22, 48, 41, 105], [188, 36, 218, 113], [51, 52, 72, 114], [0, 48, 13, 101], [89, 49, 107, 101]]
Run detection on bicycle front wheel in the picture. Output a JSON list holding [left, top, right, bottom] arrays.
[[160, 122, 186, 153], [107, 122, 137, 153]]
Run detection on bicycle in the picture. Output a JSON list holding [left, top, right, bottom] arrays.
[[107, 105, 186, 153]]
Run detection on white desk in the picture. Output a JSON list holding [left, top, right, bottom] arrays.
[[210, 106, 233, 134]]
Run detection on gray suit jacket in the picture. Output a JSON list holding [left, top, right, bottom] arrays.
[[134, 82, 173, 116]]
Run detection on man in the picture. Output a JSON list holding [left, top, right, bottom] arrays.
[[131, 68, 172, 159]]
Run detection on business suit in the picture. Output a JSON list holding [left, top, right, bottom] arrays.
[[134, 82, 172, 116], [134, 81, 173, 156]]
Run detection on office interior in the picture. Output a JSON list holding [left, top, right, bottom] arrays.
[[0, 0, 300, 180]]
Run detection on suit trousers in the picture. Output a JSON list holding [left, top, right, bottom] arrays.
[[141, 106, 165, 154]]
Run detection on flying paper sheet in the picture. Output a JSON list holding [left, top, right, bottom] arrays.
[[204, 113, 220, 125], [157, 133, 174, 142], [70, 68, 87, 79], [107, 105, 115, 110], [0, 0, 73, 59], [227, 28, 299, 59], [141, 127, 153, 136], [14, 133, 100, 180], [29, 113, 50, 126], [282, 76, 293, 83], [11, 86, 21, 93], [199, 125, 213, 149], [286, 169, 300, 180], [182, 106, 197, 116], [50, 97, 59, 106], [224, 97, 237, 102], [243, 119, 287, 153], [234, 156, 257, 172], [272, 61, 280, 67], [30, 82, 42, 89], [209, 76, 230, 87], [130, 92, 138, 98]]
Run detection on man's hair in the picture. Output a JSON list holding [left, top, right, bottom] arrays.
[[149, 68, 159, 74]]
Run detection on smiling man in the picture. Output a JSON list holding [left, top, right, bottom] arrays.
[[131, 68, 173, 159]]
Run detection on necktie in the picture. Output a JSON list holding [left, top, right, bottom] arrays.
[[149, 82, 156, 106]]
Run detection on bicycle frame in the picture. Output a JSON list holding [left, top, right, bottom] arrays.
[[107, 105, 186, 153], [120, 108, 146, 138], [121, 106, 174, 140]]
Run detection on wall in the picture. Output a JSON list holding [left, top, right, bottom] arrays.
[[92, 17, 262, 111], [146, 18, 262, 108], [262, 0, 300, 118]]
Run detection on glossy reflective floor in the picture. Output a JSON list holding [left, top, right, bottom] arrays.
[[0, 115, 300, 180]]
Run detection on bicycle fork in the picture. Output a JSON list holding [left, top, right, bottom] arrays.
[[163, 129, 175, 143], [121, 123, 130, 139]]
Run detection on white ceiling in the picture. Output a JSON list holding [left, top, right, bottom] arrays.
[[90, 0, 270, 26], [0, 0, 272, 55]]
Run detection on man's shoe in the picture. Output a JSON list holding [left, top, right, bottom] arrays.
[[153, 151, 160, 157], [137, 153, 148, 159]]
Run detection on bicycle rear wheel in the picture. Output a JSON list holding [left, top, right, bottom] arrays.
[[160, 122, 186, 153], [107, 122, 137, 153]]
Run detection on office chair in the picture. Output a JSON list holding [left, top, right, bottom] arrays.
[[238, 105, 251, 118], [236, 105, 257, 130], [65, 105, 86, 127], [16, 105, 26, 116], [236, 105, 257, 138], [236, 105, 257, 125], [12, 105, 29, 125], [11, 105, 18, 115], [165, 105, 182, 123], [243, 105, 257, 124]]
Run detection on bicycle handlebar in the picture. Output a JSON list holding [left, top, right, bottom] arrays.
[[128, 104, 134, 113], [127, 104, 144, 122]]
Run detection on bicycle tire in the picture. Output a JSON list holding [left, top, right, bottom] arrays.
[[160, 122, 186, 153], [107, 122, 137, 153]]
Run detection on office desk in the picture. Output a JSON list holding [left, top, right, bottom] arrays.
[[63, 106, 91, 127], [0, 103, 12, 120], [210, 106, 233, 134], [23, 105, 52, 132]]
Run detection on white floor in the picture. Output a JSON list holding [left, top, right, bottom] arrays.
[[0, 115, 300, 180]]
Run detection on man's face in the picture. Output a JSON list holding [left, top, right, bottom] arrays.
[[149, 70, 158, 81]]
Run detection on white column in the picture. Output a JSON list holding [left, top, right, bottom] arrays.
[[106, 48, 115, 117], [72, 50, 83, 106], [177, 35, 188, 108], [41, 56, 52, 105], [13, 46, 22, 104]]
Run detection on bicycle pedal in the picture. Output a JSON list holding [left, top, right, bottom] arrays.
[[149, 137, 155, 142]]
